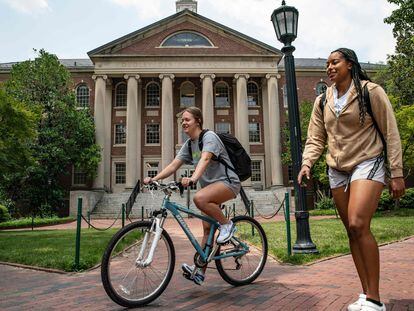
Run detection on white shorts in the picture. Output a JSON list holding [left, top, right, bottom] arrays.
[[328, 155, 386, 190]]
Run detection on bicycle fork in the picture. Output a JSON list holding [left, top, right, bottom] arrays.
[[135, 218, 164, 267]]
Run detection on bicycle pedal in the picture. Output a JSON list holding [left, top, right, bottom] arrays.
[[182, 271, 192, 280]]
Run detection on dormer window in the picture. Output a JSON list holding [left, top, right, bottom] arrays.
[[161, 31, 213, 47]]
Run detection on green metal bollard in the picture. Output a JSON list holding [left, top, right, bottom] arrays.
[[122, 204, 125, 228], [250, 200, 255, 236], [284, 192, 292, 256], [75, 197, 82, 270], [87, 210, 91, 229]]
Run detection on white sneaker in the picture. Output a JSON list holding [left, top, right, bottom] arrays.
[[348, 293, 366, 311], [216, 221, 236, 244], [361, 300, 386, 311]]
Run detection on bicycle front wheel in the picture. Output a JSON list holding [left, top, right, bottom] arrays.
[[101, 221, 175, 308], [215, 215, 268, 286]]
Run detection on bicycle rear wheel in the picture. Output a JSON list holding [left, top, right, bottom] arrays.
[[101, 221, 175, 308], [215, 215, 267, 286]]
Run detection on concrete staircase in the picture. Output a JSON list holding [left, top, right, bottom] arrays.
[[90, 187, 293, 219]]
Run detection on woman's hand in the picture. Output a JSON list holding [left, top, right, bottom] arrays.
[[297, 165, 311, 187], [181, 177, 195, 187], [143, 177, 153, 185], [389, 177, 405, 199]]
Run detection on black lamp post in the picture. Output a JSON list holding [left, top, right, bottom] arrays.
[[271, 1, 318, 254]]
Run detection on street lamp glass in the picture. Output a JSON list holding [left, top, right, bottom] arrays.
[[271, 2, 298, 45]]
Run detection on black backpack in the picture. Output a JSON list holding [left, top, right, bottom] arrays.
[[188, 129, 252, 182]]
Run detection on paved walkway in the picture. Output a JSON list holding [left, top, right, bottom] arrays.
[[1, 219, 413, 310]]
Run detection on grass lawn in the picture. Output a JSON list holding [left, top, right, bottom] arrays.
[[0, 209, 413, 271], [264, 209, 414, 264], [0, 228, 120, 271]]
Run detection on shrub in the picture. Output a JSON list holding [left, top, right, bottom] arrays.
[[0, 204, 11, 222], [399, 188, 414, 209], [315, 196, 335, 210], [378, 191, 393, 211]]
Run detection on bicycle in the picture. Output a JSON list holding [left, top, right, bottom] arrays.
[[101, 181, 268, 308]]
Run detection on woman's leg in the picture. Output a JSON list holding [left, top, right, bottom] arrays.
[[332, 186, 368, 294], [347, 180, 384, 301], [193, 182, 235, 274]]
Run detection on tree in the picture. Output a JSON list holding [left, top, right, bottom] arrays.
[[2, 49, 100, 215], [0, 88, 38, 181], [282, 100, 329, 194], [383, 0, 414, 105]]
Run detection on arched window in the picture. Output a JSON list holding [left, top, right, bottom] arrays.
[[161, 31, 212, 47], [146, 82, 160, 107], [215, 81, 230, 107], [115, 83, 127, 107], [315, 81, 328, 95], [180, 81, 195, 107], [76, 84, 89, 107], [247, 82, 259, 106]]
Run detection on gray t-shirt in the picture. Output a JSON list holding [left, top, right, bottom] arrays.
[[176, 131, 240, 189]]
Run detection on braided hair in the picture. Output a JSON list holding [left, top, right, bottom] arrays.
[[331, 48, 371, 125]]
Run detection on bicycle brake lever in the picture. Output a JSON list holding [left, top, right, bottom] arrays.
[[177, 182, 184, 197]]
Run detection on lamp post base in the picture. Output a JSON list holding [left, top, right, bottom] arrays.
[[292, 211, 319, 254]]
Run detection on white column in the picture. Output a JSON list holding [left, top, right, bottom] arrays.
[[104, 79, 112, 191], [234, 74, 250, 152], [200, 74, 215, 130], [266, 73, 283, 186], [125, 74, 140, 189], [159, 74, 175, 181], [262, 78, 272, 188], [136, 80, 142, 182], [92, 74, 107, 189]]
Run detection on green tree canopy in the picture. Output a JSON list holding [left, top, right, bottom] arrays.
[[383, 0, 414, 105], [2, 49, 100, 215], [0, 88, 38, 180]]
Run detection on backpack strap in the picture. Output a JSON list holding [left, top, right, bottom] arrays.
[[188, 129, 208, 164]]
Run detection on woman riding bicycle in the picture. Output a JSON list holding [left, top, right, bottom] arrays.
[[143, 106, 240, 285]]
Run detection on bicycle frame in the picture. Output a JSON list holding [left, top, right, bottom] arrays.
[[160, 195, 249, 264]]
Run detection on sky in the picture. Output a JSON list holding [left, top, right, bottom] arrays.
[[0, 0, 397, 64]]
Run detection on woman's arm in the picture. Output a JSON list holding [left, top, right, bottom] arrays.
[[143, 158, 183, 184]]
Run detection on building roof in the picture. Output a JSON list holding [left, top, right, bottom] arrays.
[[278, 57, 386, 71], [88, 9, 282, 57], [0, 57, 385, 72]]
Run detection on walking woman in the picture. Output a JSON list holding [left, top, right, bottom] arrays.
[[143, 106, 240, 286], [298, 48, 405, 311]]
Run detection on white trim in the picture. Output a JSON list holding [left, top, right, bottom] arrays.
[[113, 123, 126, 146], [114, 81, 127, 107], [144, 81, 161, 108], [72, 165, 87, 186], [159, 30, 215, 48], [214, 80, 231, 108]]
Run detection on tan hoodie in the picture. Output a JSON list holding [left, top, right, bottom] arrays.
[[302, 81, 403, 178]]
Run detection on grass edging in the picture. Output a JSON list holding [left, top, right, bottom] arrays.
[[0, 217, 75, 230]]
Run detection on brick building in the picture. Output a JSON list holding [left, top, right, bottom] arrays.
[[0, 1, 383, 210]]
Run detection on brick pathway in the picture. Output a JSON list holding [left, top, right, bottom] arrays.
[[1, 219, 413, 311]]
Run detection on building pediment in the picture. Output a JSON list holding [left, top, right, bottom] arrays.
[[88, 10, 281, 60]]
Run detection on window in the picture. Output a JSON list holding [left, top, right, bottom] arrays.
[[146, 162, 159, 178], [316, 81, 328, 95], [215, 122, 231, 134], [115, 83, 127, 107], [115, 163, 126, 184], [146, 124, 160, 144], [247, 82, 259, 106], [180, 81, 195, 107], [249, 123, 261, 143], [215, 82, 230, 107], [76, 84, 89, 107], [146, 82, 160, 107], [162, 32, 212, 47], [73, 166, 87, 185], [251, 161, 262, 182], [114, 124, 126, 145]]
